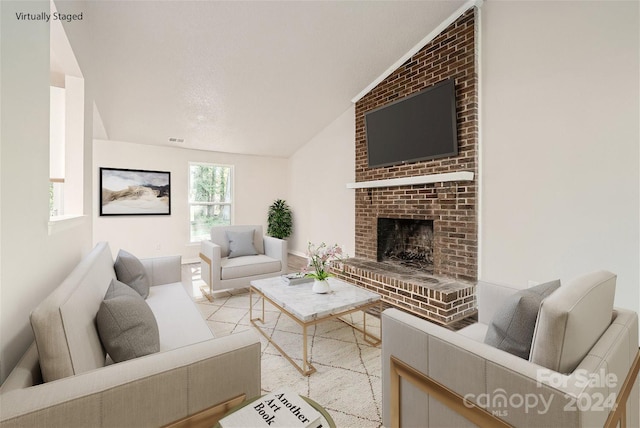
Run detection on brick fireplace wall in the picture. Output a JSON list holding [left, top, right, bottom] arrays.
[[354, 8, 478, 283]]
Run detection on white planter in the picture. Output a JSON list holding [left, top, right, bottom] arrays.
[[312, 279, 330, 294]]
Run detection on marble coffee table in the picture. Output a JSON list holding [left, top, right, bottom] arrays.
[[249, 276, 382, 376]]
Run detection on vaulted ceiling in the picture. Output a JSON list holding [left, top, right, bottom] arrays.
[[57, 0, 465, 157]]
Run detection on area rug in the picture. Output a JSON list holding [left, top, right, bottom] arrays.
[[192, 289, 383, 427]]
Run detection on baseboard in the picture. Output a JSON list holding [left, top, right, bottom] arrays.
[[288, 250, 308, 259]]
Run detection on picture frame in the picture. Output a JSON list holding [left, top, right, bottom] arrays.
[[100, 167, 171, 216]]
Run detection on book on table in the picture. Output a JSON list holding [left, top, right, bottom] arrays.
[[282, 273, 314, 286], [219, 389, 323, 428]]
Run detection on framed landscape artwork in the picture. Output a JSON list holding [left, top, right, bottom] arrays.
[[100, 167, 171, 216]]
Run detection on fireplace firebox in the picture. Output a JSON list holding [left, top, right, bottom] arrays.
[[377, 218, 434, 272]]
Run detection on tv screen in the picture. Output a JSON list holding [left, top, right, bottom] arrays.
[[365, 78, 458, 168]]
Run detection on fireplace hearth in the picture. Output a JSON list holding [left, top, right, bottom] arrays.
[[331, 257, 476, 325]]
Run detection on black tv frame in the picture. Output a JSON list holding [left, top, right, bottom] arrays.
[[365, 78, 458, 168]]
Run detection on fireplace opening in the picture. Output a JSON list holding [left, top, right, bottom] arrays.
[[377, 218, 434, 272]]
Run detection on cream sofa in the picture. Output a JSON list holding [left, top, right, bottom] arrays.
[[382, 270, 640, 427], [0, 242, 261, 427], [200, 225, 287, 294]]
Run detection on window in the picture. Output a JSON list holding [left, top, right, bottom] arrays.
[[189, 163, 233, 242], [49, 77, 84, 220], [50, 86, 66, 217], [49, 7, 84, 223]]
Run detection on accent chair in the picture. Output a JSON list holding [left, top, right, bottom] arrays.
[[199, 225, 287, 294], [382, 270, 640, 427]]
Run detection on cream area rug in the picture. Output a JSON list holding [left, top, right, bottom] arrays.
[[185, 266, 383, 427]]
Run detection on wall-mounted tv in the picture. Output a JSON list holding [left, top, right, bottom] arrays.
[[365, 78, 458, 168]]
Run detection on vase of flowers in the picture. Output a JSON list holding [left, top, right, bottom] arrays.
[[303, 242, 344, 294]]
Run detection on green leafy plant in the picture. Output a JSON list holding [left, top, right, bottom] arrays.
[[267, 199, 293, 239]]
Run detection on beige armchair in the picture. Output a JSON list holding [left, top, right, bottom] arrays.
[[200, 225, 287, 294], [382, 271, 640, 427]]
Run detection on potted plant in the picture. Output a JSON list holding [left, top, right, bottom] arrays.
[[267, 199, 293, 239], [303, 242, 345, 293]]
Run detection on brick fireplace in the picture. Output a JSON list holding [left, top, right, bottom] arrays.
[[332, 8, 479, 325]]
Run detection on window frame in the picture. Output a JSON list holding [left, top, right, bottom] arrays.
[[188, 162, 234, 243]]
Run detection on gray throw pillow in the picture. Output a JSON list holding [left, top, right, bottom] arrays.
[[96, 279, 160, 363], [105, 278, 140, 300], [484, 279, 561, 359], [114, 249, 150, 298], [226, 229, 258, 258]]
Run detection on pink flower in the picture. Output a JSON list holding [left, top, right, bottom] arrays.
[[303, 242, 348, 281]]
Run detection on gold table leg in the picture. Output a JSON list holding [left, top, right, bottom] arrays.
[[249, 287, 317, 376], [336, 300, 382, 346], [249, 286, 381, 376]]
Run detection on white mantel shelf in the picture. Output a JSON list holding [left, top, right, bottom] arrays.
[[346, 171, 474, 189]]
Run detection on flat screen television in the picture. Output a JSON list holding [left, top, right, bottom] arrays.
[[365, 78, 458, 168]]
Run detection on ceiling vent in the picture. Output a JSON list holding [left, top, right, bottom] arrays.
[[168, 137, 185, 143]]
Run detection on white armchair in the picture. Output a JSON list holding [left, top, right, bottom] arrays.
[[199, 225, 287, 294], [382, 271, 640, 427]]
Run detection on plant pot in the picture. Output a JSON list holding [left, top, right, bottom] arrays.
[[312, 279, 330, 294]]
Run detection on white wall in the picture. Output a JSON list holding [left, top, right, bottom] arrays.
[[0, 1, 94, 382], [287, 106, 356, 257], [93, 139, 289, 261], [480, 1, 639, 315]]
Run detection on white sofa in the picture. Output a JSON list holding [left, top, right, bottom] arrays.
[[382, 270, 640, 427], [200, 225, 287, 294], [0, 242, 261, 427]]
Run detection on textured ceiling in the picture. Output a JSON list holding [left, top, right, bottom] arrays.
[[56, 0, 465, 157]]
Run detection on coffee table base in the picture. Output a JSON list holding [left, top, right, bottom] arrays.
[[250, 286, 382, 376]]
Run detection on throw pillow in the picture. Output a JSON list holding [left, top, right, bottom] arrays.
[[105, 278, 140, 300], [114, 249, 150, 298], [484, 279, 561, 359], [226, 229, 258, 258], [96, 279, 160, 363]]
